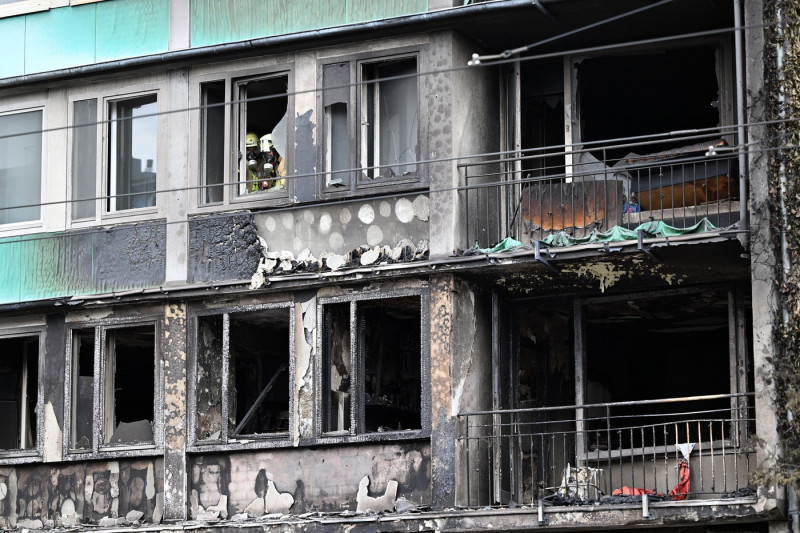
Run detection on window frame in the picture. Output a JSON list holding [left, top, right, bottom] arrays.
[[63, 317, 163, 459], [189, 64, 295, 212], [0, 0, 106, 19], [314, 288, 431, 444], [0, 326, 43, 464], [187, 300, 296, 452], [0, 104, 46, 232], [318, 49, 426, 199], [103, 91, 160, 216], [66, 83, 163, 227]]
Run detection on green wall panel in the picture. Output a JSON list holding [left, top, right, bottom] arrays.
[[95, 0, 169, 63], [190, 0, 429, 48], [0, 17, 25, 79], [25, 3, 96, 74]]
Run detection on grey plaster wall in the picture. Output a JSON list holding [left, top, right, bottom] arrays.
[[254, 195, 430, 258]]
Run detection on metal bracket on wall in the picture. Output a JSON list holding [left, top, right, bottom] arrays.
[[534, 241, 558, 273], [637, 230, 661, 262]]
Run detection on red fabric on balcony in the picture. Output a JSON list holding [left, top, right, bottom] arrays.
[[611, 460, 690, 500]]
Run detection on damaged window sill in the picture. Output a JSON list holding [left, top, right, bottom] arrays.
[[62, 443, 161, 461], [188, 436, 293, 453], [0, 449, 41, 465], [313, 429, 430, 446]]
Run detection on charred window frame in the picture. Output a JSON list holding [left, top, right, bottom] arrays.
[[189, 303, 294, 450], [193, 67, 294, 208], [0, 329, 42, 462], [64, 320, 162, 457], [315, 290, 430, 441], [319, 51, 423, 197], [505, 284, 752, 456]]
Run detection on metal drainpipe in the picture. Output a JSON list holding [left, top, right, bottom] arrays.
[[734, 0, 749, 247]]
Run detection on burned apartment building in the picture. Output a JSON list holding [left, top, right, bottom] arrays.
[[0, 0, 795, 532]]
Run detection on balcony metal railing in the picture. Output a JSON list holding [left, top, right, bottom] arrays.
[[457, 393, 755, 508], [459, 134, 743, 249]]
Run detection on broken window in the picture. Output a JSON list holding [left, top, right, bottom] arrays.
[[236, 75, 289, 197], [320, 294, 424, 436], [576, 47, 721, 160], [66, 323, 158, 453], [506, 286, 751, 448], [0, 109, 42, 225], [360, 57, 418, 181], [193, 306, 292, 445], [107, 95, 158, 211], [0, 335, 39, 451]]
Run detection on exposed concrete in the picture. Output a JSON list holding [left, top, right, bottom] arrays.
[[356, 476, 398, 513], [430, 275, 456, 509], [295, 290, 316, 443], [164, 68, 190, 284], [745, 0, 782, 506], [163, 302, 188, 520]]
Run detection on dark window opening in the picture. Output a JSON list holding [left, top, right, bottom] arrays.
[[202, 81, 225, 204], [584, 289, 731, 448], [70, 329, 95, 450], [521, 62, 565, 180], [321, 295, 422, 436], [322, 302, 351, 434], [196, 315, 223, 442], [577, 47, 720, 160], [229, 309, 290, 436], [360, 297, 421, 432], [239, 76, 289, 195], [0, 336, 38, 450], [106, 326, 155, 444]]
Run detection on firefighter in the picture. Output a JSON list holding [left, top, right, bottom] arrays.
[[259, 133, 286, 190], [244, 132, 262, 193]]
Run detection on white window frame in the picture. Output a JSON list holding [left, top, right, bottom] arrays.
[[0, 104, 46, 233]]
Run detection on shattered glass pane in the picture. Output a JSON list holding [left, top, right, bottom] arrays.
[[323, 303, 351, 433], [196, 315, 223, 442]]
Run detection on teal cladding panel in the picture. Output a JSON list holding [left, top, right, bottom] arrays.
[[0, 223, 167, 306], [0, 17, 25, 79], [95, 0, 169, 63], [190, 0, 429, 48], [25, 3, 96, 74]]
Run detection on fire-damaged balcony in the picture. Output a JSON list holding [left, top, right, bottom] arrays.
[[458, 393, 757, 517], [459, 133, 743, 251]]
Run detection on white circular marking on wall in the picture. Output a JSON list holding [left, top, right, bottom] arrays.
[[395, 198, 414, 223], [329, 232, 345, 251], [340, 208, 352, 224], [413, 195, 430, 221], [358, 204, 375, 224], [281, 213, 294, 229], [303, 210, 315, 224], [367, 225, 383, 246], [379, 201, 391, 217], [265, 216, 277, 232], [319, 212, 332, 234]]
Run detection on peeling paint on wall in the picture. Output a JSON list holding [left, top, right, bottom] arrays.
[[565, 262, 627, 293]]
